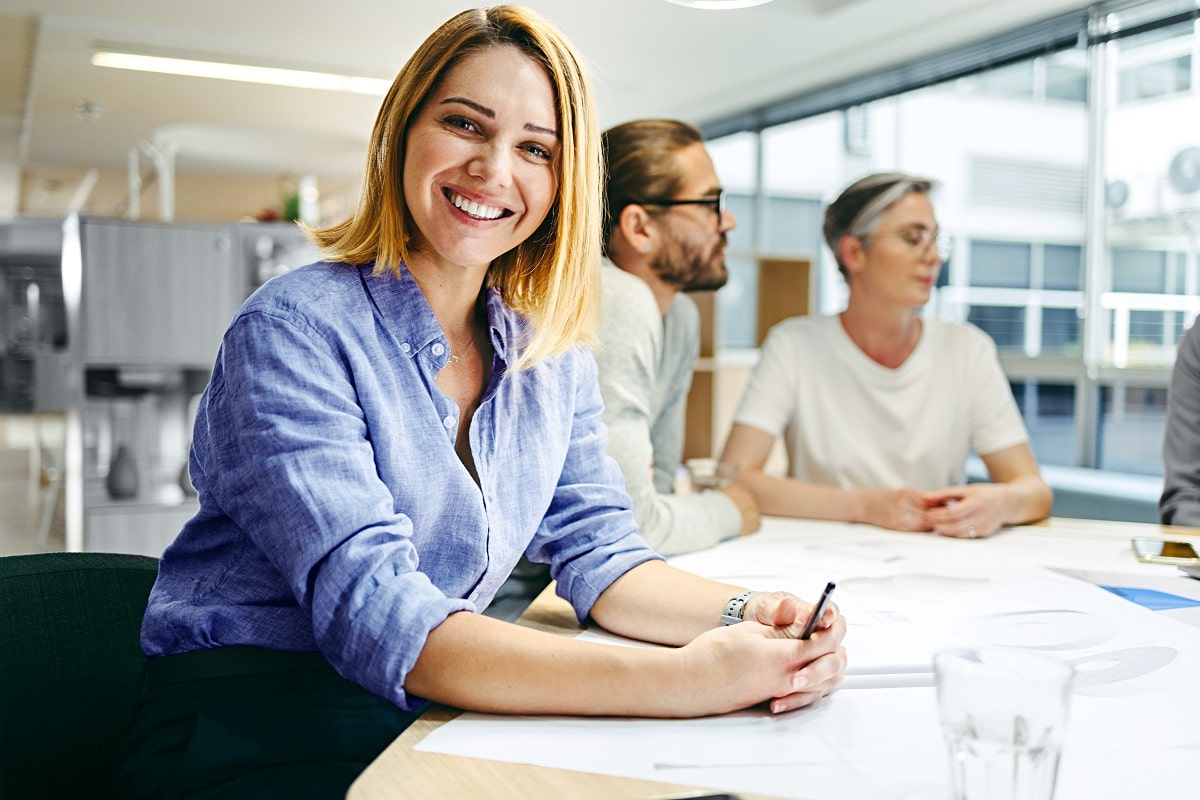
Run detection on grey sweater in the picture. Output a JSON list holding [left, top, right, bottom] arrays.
[[594, 260, 741, 555]]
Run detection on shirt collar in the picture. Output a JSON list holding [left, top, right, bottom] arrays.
[[358, 261, 528, 364]]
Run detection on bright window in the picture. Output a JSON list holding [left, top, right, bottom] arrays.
[[705, 0, 1200, 476]]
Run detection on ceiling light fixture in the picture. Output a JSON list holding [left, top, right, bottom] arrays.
[[662, 0, 778, 9], [91, 50, 391, 96]]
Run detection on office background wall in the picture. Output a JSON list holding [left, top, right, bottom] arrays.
[[3, 0, 1194, 544], [701, 0, 1200, 480]]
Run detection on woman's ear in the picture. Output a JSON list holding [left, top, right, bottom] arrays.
[[838, 235, 867, 275]]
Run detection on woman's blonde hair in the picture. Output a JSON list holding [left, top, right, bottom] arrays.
[[307, 5, 601, 370]]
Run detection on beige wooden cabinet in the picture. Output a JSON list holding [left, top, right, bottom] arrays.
[[683, 256, 812, 461]]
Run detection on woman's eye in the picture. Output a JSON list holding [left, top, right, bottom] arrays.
[[445, 116, 477, 133], [523, 143, 553, 162]]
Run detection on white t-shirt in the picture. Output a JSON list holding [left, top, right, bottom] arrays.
[[732, 314, 1029, 490]]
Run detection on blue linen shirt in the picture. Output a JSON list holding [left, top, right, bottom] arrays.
[[140, 261, 662, 711]]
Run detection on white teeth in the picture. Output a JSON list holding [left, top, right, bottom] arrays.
[[450, 192, 503, 220]]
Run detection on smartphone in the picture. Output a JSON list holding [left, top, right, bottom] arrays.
[[799, 581, 837, 640], [1131, 538, 1200, 566]]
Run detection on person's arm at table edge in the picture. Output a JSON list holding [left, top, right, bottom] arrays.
[[404, 560, 844, 718], [595, 282, 753, 553], [922, 443, 1051, 526], [979, 442, 1053, 525], [605, 400, 752, 552], [719, 422, 892, 525]]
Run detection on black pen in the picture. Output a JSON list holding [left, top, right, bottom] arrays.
[[798, 581, 837, 640]]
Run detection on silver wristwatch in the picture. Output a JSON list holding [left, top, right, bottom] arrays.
[[720, 590, 757, 626]]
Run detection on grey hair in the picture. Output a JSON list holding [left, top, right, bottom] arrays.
[[823, 172, 937, 277]]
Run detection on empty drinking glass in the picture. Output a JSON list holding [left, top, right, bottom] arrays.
[[934, 647, 1074, 800]]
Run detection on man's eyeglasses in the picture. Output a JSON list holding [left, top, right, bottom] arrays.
[[636, 190, 727, 222]]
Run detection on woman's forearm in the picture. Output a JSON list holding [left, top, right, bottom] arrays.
[[999, 474, 1053, 525], [739, 468, 866, 523], [406, 609, 688, 716], [587, 560, 743, 645], [406, 560, 743, 716], [406, 575, 848, 719], [980, 444, 1053, 526]]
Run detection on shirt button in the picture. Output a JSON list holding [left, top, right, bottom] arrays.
[[443, 415, 456, 429], [399, 342, 411, 353], [431, 342, 445, 356]]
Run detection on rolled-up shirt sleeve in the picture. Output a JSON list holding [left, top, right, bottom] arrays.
[[523, 349, 665, 623]]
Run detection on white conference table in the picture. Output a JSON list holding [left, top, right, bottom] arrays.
[[348, 516, 1200, 800]]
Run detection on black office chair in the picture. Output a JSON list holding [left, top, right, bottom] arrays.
[[0, 551, 159, 799]]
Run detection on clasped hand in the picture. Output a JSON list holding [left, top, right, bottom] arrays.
[[885, 483, 1006, 538]]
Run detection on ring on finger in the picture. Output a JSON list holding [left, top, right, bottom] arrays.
[[901, 510, 913, 526], [967, 525, 978, 539]]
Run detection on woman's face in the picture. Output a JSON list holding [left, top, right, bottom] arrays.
[[403, 45, 560, 276], [853, 191, 942, 308]]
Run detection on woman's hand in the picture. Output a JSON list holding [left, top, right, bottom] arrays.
[[920, 483, 1007, 538], [743, 590, 838, 637], [667, 591, 846, 717], [860, 488, 934, 532]]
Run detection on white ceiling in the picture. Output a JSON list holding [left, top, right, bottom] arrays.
[[2, 0, 1090, 221]]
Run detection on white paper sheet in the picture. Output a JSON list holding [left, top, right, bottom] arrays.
[[416, 520, 1200, 800]]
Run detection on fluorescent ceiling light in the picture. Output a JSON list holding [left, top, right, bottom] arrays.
[[662, 0, 777, 8], [91, 51, 391, 96]]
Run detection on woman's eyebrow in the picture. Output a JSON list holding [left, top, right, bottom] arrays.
[[525, 122, 558, 138], [440, 96, 494, 118], [439, 96, 557, 138]]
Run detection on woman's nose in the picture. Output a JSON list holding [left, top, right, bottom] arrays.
[[468, 144, 514, 187]]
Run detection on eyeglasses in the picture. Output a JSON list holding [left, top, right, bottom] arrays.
[[876, 227, 953, 258], [636, 190, 727, 222]]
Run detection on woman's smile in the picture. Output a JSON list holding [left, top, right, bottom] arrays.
[[444, 188, 512, 221]]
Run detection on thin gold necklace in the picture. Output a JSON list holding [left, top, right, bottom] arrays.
[[446, 326, 479, 365]]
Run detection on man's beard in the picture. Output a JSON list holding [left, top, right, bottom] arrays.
[[652, 233, 729, 292]]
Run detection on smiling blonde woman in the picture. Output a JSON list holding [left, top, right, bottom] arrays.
[[113, 8, 846, 799]]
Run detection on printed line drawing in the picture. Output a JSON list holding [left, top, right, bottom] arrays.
[[955, 609, 1117, 650]]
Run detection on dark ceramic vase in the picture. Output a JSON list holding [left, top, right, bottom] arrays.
[[105, 444, 140, 500]]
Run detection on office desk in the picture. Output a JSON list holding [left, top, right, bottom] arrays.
[[348, 517, 1200, 800], [347, 585, 736, 800]]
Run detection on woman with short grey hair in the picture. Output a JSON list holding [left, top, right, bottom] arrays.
[[721, 172, 1052, 539]]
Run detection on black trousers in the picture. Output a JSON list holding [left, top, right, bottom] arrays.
[[113, 647, 419, 800]]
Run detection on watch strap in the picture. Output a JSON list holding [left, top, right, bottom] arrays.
[[720, 590, 757, 626]]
